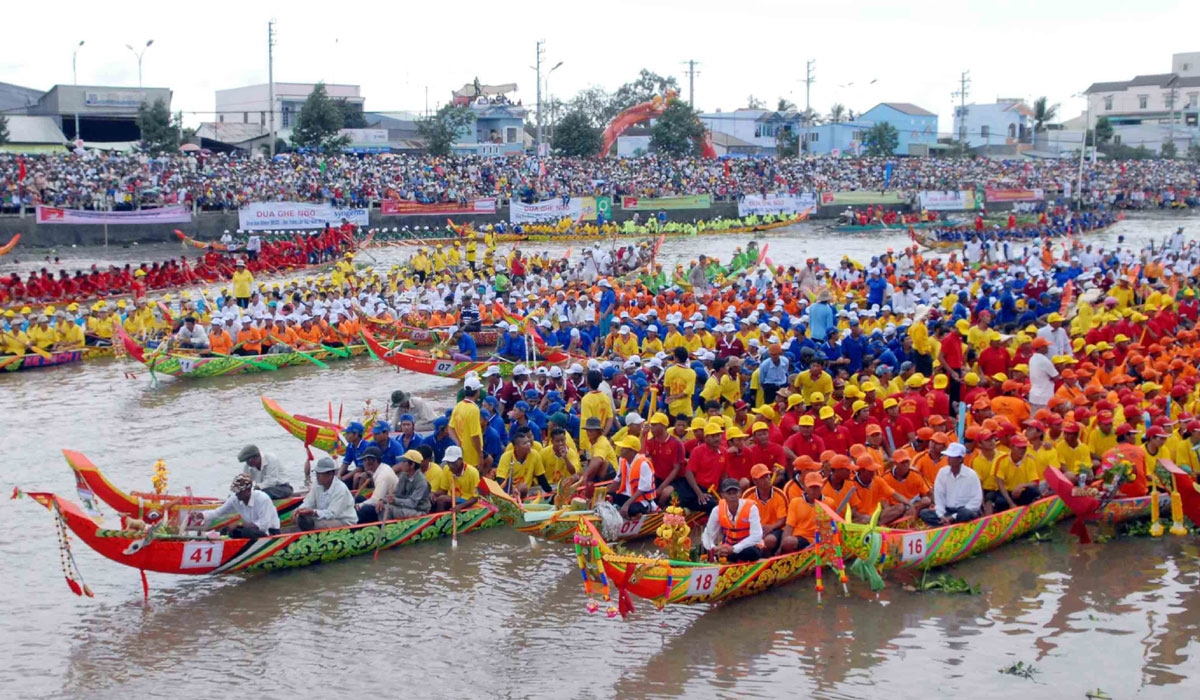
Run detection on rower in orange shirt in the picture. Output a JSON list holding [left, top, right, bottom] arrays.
[[208, 319, 234, 355], [781, 471, 827, 553], [295, 317, 324, 348], [853, 455, 909, 525], [742, 464, 789, 554], [235, 322, 263, 356], [881, 449, 932, 513]]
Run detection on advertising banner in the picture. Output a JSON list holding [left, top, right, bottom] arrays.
[[620, 194, 712, 210], [918, 190, 976, 211], [238, 202, 364, 231], [36, 205, 192, 225], [580, 196, 613, 222], [510, 198, 583, 223], [985, 188, 1044, 203], [738, 193, 817, 217], [827, 191, 906, 205], [381, 199, 498, 216]]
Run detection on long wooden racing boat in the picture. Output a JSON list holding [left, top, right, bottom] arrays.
[[261, 395, 365, 456], [482, 478, 706, 544], [840, 496, 1067, 572], [115, 324, 367, 379], [0, 233, 20, 256], [24, 490, 500, 579], [911, 216, 1122, 252], [361, 329, 569, 378], [577, 516, 823, 611], [175, 229, 234, 251], [830, 221, 940, 234], [1, 349, 82, 373], [63, 449, 305, 529]]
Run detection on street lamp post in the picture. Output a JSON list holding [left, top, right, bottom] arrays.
[[72, 41, 84, 85], [125, 39, 154, 88], [1074, 91, 1090, 211], [545, 61, 563, 142]]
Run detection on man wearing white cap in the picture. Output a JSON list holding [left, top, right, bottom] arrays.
[[919, 442, 982, 526]]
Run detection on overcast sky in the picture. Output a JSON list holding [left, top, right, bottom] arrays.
[[3, 0, 1197, 132]]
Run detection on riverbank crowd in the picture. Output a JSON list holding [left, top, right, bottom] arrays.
[[6, 218, 1199, 558], [2, 152, 1199, 213]]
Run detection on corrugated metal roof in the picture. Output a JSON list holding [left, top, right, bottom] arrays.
[[195, 122, 269, 144], [0, 81, 44, 112], [1130, 73, 1176, 87], [1086, 81, 1131, 93], [709, 131, 757, 148], [879, 102, 936, 116], [2, 115, 67, 144]]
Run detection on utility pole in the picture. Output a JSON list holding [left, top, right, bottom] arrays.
[[952, 70, 971, 143], [681, 59, 701, 106], [268, 19, 277, 157], [535, 39, 545, 154], [802, 59, 815, 153], [1167, 82, 1178, 154]]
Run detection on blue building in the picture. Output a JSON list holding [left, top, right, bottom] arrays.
[[449, 86, 528, 155], [805, 102, 938, 156]]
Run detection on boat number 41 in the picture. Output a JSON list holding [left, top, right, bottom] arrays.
[[181, 541, 224, 569]]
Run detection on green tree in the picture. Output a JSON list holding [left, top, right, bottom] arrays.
[[609, 69, 679, 121], [828, 103, 846, 124], [1189, 143, 1200, 162], [650, 97, 706, 156], [336, 100, 368, 129], [864, 122, 899, 157], [776, 127, 799, 157], [290, 82, 350, 151], [567, 86, 613, 128], [1090, 116, 1114, 145], [551, 110, 602, 157], [0, 114, 9, 146], [747, 95, 764, 109], [1161, 141, 1178, 158], [1032, 96, 1058, 132], [777, 97, 796, 112], [137, 98, 178, 153], [417, 104, 474, 156]]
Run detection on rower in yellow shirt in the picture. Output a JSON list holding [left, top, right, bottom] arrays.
[[612, 326, 640, 358], [55, 316, 85, 349], [1055, 422, 1093, 479], [27, 315, 59, 349], [430, 446, 481, 511], [640, 326, 664, 358]]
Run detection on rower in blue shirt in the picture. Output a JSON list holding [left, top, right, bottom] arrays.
[[393, 414, 424, 453], [452, 326, 478, 361], [423, 416, 457, 463], [367, 421, 405, 466], [339, 421, 370, 483]]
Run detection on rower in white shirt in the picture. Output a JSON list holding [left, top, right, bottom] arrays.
[[237, 444, 294, 498], [173, 316, 210, 350], [197, 474, 281, 538], [296, 458, 358, 530], [919, 443, 983, 526]]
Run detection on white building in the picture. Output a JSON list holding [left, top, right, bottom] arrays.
[[1084, 52, 1200, 153], [952, 99, 1032, 154], [214, 83, 364, 130]]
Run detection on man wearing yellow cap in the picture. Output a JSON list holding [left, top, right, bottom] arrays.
[[612, 435, 658, 518]]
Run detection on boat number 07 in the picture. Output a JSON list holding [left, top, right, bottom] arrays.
[[181, 541, 225, 569], [617, 515, 645, 537], [686, 567, 720, 596], [901, 533, 925, 562], [434, 360, 455, 374]]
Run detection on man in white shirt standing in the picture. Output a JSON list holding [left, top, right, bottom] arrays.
[[1036, 313, 1072, 358], [198, 474, 281, 538], [297, 457, 359, 530], [920, 442, 983, 526], [1027, 337, 1060, 412]]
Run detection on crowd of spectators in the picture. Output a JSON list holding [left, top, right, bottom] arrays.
[[2, 151, 1198, 214]]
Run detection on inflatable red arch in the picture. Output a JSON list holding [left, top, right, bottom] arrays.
[[599, 91, 717, 158]]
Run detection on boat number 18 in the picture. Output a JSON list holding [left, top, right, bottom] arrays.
[[686, 567, 720, 596], [901, 533, 925, 562], [181, 541, 225, 569]]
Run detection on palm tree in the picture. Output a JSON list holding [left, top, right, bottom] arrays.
[[828, 103, 846, 124], [1033, 97, 1058, 132]]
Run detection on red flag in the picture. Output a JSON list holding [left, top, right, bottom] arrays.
[[18, 157, 27, 182]]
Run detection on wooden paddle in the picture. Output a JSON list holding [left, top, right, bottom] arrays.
[[450, 473, 459, 549], [289, 347, 330, 369], [1, 331, 52, 360], [212, 350, 278, 372]]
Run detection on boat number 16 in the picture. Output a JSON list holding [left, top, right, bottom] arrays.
[[181, 541, 224, 569], [686, 567, 720, 596], [901, 533, 925, 562]]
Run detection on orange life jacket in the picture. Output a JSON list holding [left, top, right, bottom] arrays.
[[617, 454, 655, 503], [716, 499, 755, 545]]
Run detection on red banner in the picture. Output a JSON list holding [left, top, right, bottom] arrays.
[[985, 188, 1044, 203], [381, 199, 497, 216]]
